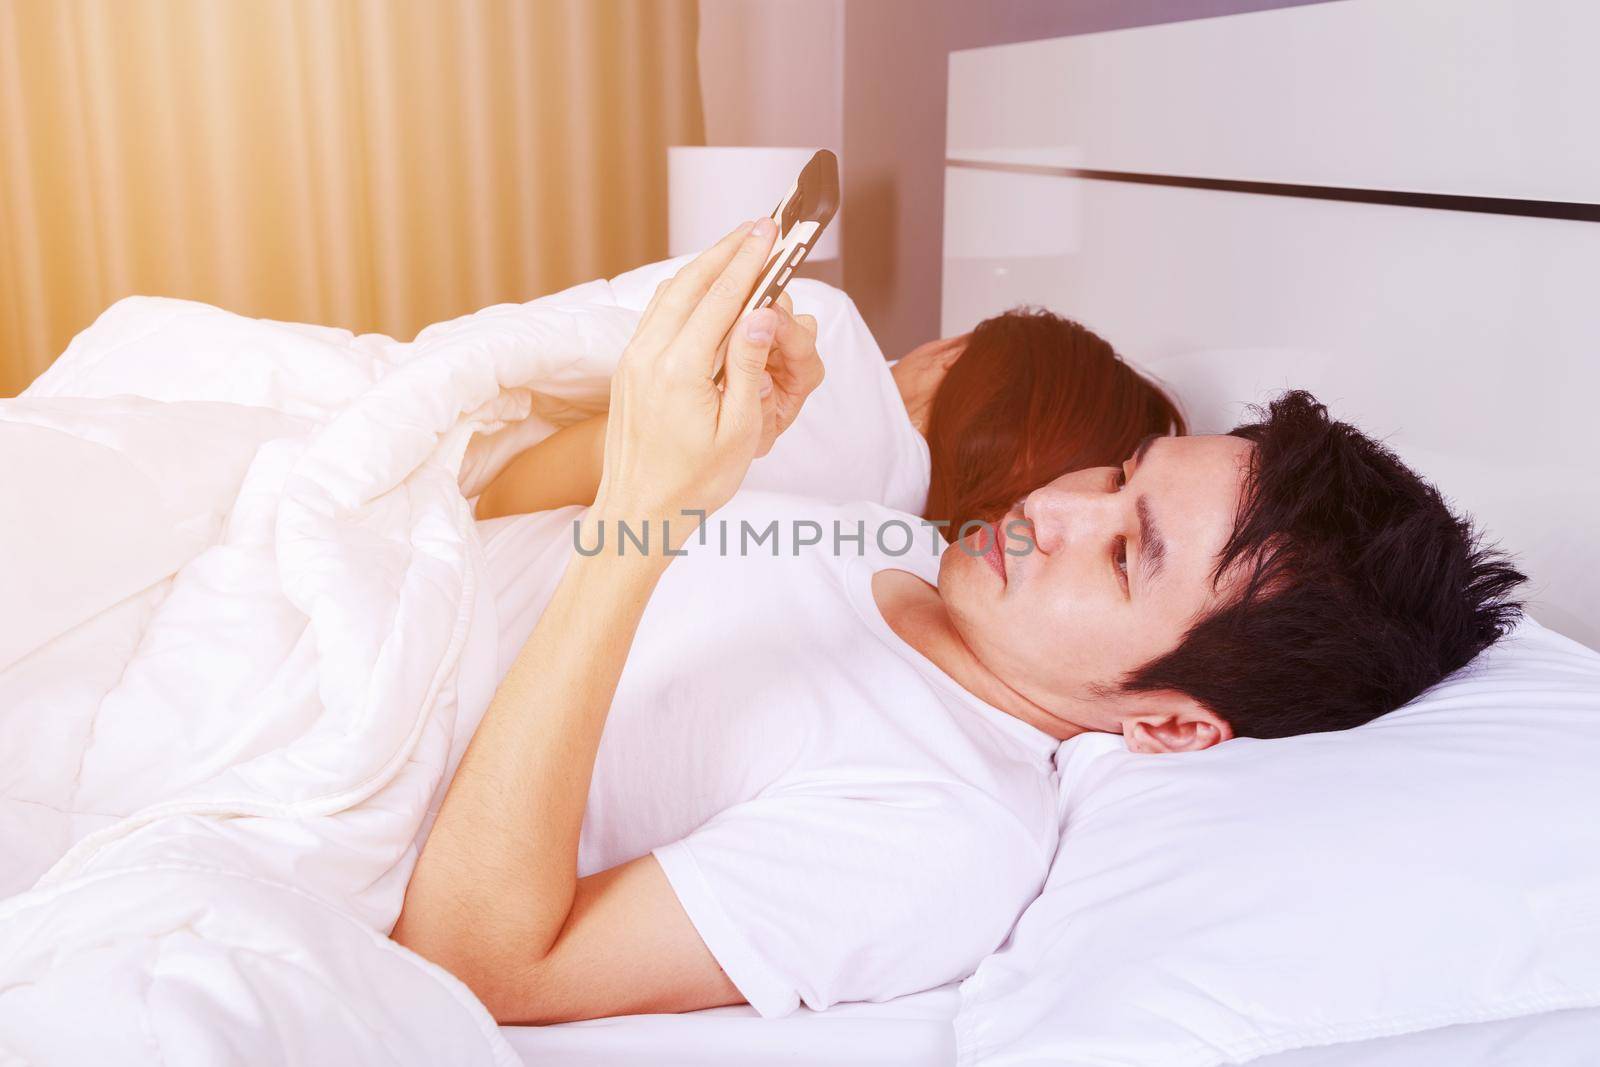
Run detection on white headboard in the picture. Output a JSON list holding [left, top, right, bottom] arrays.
[[942, 0, 1600, 647]]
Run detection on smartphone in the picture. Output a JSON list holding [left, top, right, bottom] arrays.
[[741, 148, 840, 316]]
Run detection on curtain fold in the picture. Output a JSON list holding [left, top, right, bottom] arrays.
[[0, 0, 704, 396]]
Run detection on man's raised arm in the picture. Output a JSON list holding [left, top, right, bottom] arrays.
[[392, 215, 820, 1021]]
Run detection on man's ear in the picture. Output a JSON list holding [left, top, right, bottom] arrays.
[[1120, 690, 1234, 754]]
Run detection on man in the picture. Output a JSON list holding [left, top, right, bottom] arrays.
[[393, 219, 1524, 1023]]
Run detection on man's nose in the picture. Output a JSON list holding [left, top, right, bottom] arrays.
[[1023, 474, 1119, 553]]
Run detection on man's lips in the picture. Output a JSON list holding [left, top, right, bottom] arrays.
[[982, 506, 1034, 585], [981, 525, 1007, 583]]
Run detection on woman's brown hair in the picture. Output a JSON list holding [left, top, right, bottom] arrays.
[[923, 307, 1186, 533]]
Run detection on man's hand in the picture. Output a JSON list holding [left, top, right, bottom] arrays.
[[596, 219, 823, 526], [754, 291, 823, 458]]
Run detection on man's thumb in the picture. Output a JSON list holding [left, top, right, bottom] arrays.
[[722, 308, 776, 420]]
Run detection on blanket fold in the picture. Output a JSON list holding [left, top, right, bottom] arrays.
[[1, 269, 660, 1065]]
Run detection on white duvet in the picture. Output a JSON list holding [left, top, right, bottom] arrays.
[[0, 258, 920, 1066], [0, 272, 666, 1064]]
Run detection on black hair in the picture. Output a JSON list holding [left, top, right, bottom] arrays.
[[1121, 390, 1526, 738]]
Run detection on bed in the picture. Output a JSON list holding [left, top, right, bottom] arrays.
[[3, 2, 1597, 1064], [505, 999, 1600, 1067], [8, 256, 1589, 1066], [503, 984, 960, 1066]]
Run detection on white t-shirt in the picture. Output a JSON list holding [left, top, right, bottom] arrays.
[[475, 493, 1060, 1017]]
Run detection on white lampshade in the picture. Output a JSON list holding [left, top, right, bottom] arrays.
[[668, 146, 840, 261]]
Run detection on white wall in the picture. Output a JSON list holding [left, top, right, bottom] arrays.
[[696, 0, 844, 284], [698, 0, 844, 150], [697, 0, 1328, 356]]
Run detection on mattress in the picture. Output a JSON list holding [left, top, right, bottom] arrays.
[[502, 990, 1600, 1067], [500, 983, 960, 1067]]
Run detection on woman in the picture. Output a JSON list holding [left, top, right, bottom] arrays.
[[477, 293, 1185, 533], [893, 307, 1186, 534]]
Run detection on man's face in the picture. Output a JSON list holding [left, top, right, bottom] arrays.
[[939, 433, 1255, 742]]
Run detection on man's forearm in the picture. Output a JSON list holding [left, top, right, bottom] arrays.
[[394, 510, 670, 987]]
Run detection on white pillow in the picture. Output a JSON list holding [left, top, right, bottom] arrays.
[[955, 617, 1600, 1066]]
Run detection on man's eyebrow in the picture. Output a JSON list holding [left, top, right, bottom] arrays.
[[1136, 495, 1167, 587]]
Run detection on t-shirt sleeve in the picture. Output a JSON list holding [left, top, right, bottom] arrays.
[[650, 783, 1050, 1017]]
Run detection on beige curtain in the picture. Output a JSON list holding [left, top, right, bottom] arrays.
[[0, 0, 704, 396]]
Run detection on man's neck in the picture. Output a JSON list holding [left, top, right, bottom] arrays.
[[870, 569, 1071, 740]]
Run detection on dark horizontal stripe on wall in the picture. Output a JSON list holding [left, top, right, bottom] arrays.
[[945, 158, 1600, 223]]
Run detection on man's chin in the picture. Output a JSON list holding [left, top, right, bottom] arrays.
[[936, 540, 974, 590], [937, 543, 993, 633], [941, 535, 1000, 588]]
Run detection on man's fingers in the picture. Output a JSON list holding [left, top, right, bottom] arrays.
[[676, 219, 779, 369], [755, 380, 780, 457], [719, 307, 778, 439], [776, 291, 794, 316], [636, 222, 754, 347], [636, 278, 673, 330], [772, 308, 824, 388]]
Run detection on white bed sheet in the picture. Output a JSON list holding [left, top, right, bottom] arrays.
[[501, 983, 960, 1067], [1247, 1006, 1600, 1067], [502, 990, 1600, 1067]]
